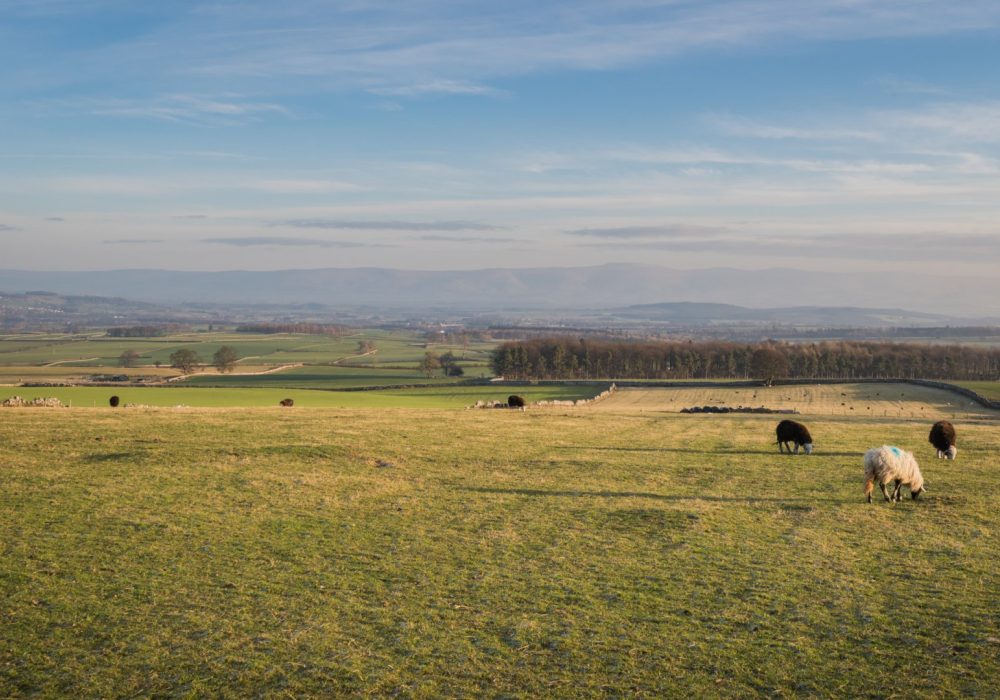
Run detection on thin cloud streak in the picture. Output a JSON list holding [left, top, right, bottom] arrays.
[[44, 94, 293, 125], [419, 234, 521, 243], [202, 236, 383, 248], [368, 80, 504, 97], [565, 224, 729, 239], [275, 218, 508, 231], [103, 238, 164, 244]]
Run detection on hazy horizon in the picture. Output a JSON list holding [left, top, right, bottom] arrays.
[[4, 263, 1000, 316], [3, 1, 1000, 294]]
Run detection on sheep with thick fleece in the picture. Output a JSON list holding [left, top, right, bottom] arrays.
[[928, 420, 957, 460], [775, 419, 813, 455], [863, 445, 925, 503]]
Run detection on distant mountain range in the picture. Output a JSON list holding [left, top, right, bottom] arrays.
[[1, 263, 998, 319], [614, 302, 955, 327]]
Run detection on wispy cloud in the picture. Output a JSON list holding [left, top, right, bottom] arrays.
[[878, 101, 1000, 143], [419, 234, 520, 243], [44, 216, 64, 222], [709, 114, 884, 142], [23, 2, 1000, 98], [76, 94, 290, 125], [871, 74, 948, 96], [103, 238, 164, 244], [368, 79, 504, 98], [0, 224, 21, 232], [274, 218, 507, 231], [202, 236, 383, 248], [565, 224, 729, 239], [245, 179, 362, 194], [709, 100, 1000, 148]]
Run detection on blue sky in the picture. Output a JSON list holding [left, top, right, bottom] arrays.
[[2, 0, 1000, 274]]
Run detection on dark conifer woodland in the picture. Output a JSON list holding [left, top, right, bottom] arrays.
[[491, 338, 1000, 381]]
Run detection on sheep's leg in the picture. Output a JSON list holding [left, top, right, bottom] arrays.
[[865, 479, 875, 503], [793, 443, 800, 454], [879, 481, 892, 502], [891, 480, 903, 502]]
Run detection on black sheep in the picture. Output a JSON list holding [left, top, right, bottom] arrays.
[[507, 395, 526, 409], [279, 398, 294, 407], [109, 395, 120, 407], [928, 420, 957, 459], [775, 419, 813, 455]]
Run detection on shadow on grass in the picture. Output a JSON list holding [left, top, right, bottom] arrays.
[[456, 485, 849, 505], [557, 445, 755, 455], [557, 445, 863, 457], [84, 452, 140, 462]]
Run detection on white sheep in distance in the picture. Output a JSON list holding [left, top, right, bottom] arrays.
[[863, 445, 925, 503]]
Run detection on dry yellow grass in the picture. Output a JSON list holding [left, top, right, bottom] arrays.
[[591, 383, 998, 420]]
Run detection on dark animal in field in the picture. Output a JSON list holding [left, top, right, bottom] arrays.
[[775, 419, 813, 454], [109, 395, 120, 407], [279, 398, 294, 407], [928, 420, 957, 459], [507, 395, 526, 408], [864, 445, 925, 503]]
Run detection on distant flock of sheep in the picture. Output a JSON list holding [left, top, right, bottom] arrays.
[[775, 418, 957, 503]]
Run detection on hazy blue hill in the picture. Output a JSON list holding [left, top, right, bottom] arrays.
[[1, 264, 998, 316], [616, 302, 951, 326]]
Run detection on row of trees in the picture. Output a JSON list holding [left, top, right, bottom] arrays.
[[235, 323, 347, 335], [118, 346, 240, 373], [491, 338, 1000, 381], [419, 351, 465, 377], [107, 325, 180, 337], [169, 346, 240, 374]]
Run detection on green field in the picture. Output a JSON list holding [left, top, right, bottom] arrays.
[[180, 364, 486, 389], [0, 329, 497, 388], [952, 380, 1000, 402], [1, 384, 601, 409], [3, 399, 1000, 696]]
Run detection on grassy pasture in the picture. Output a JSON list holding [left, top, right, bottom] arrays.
[[952, 380, 1000, 402], [599, 383, 996, 421], [0, 330, 498, 387], [181, 364, 486, 389], [2, 403, 1000, 696], [0, 384, 601, 409]]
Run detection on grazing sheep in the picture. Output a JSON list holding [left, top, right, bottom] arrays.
[[279, 398, 294, 407], [928, 420, 957, 460], [109, 395, 120, 408], [863, 446, 925, 503], [775, 419, 813, 455], [507, 395, 526, 409]]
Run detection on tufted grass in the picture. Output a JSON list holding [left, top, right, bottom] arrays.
[[2, 407, 1000, 697]]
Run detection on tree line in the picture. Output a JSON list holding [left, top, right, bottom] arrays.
[[491, 338, 1000, 381], [107, 325, 181, 337], [234, 323, 347, 335]]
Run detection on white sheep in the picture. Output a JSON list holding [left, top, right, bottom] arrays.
[[863, 445, 925, 503]]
